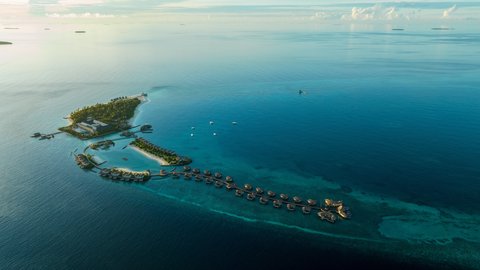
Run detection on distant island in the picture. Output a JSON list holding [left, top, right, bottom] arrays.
[[59, 94, 145, 139], [0, 41, 13, 45], [432, 27, 453, 31], [75, 31, 86, 33]]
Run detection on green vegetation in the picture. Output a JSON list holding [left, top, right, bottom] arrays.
[[69, 97, 140, 126], [60, 97, 141, 139], [0, 41, 13, 45], [131, 138, 192, 166]]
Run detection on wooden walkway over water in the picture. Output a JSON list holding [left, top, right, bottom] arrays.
[[71, 132, 350, 223], [149, 167, 350, 223]]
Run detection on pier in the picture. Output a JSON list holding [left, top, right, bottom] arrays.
[[76, 138, 351, 224], [31, 131, 63, 140], [99, 164, 352, 224], [70, 125, 350, 224]]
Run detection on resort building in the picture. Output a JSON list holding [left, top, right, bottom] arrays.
[[77, 117, 110, 134]]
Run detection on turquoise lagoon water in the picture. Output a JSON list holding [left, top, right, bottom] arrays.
[[1, 21, 480, 269]]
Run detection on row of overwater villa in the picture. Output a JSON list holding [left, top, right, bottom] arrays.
[[150, 166, 350, 223], [99, 168, 151, 182]]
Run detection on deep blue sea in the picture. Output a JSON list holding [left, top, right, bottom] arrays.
[[1, 19, 479, 269]]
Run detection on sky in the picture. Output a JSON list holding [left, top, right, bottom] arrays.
[[0, 0, 479, 23]]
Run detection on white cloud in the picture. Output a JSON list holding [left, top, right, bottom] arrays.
[[442, 4, 457, 18], [57, 0, 104, 6], [46, 12, 115, 18], [0, 0, 29, 4], [309, 10, 341, 21], [342, 5, 409, 21]]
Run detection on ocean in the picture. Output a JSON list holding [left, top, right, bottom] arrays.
[[0, 18, 479, 269]]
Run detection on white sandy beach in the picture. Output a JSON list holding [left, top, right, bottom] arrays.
[[131, 145, 170, 166], [129, 95, 149, 126], [112, 167, 149, 174]]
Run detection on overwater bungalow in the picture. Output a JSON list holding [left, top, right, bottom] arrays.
[[111, 172, 120, 180], [192, 168, 200, 174], [204, 170, 212, 176], [293, 196, 302, 204], [140, 124, 153, 132], [120, 131, 134, 137], [225, 176, 233, 183], [99, 169, 111, 177], [259, 196, 269, 205], [307, 199, 317, 206], [205, 177, 213, 184], [214, 172, 222, 179], [195, 175, 203, 182], [317, 210, 336, 223], [171, 172, 180, 179], [273, 200, 282, 208], [184, 173, 192, 180], [267, 191, 276, 197], [159, 170, 168, 177], [244, 184, 253, 191], [246, 192, 256, 201], [235, 189, 244, 197], [215, 181, 223, 188], [325, 199, 343, 207], [183, 166, 191, 172], [280, 194, 289, 201], [40, 134, 52, 140], [302, 206, 312, 215], [134, 174, 146, 182], [255, 187, 264, 194], [226, 183, 236, 190], [336, 205, 351, 219], [286, 203, 296, 211]]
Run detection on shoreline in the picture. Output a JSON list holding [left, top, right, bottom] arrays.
[[129, 94, 149, 126], [131, 145, 170, 166], [111, 167, 150, 174]]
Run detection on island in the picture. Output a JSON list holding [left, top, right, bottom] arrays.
[[0, 41, 13, 45], [130, 137, 192, 166], [34, 92, 350, 225], [59, 94, 145, 139]]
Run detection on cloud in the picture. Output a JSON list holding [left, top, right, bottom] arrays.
[[442, 4, 457, 18], [57, 0, 104, 6], [341, 4, 414, 21], [0, 0, 29, 4], [46, 12, 115, 18]]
